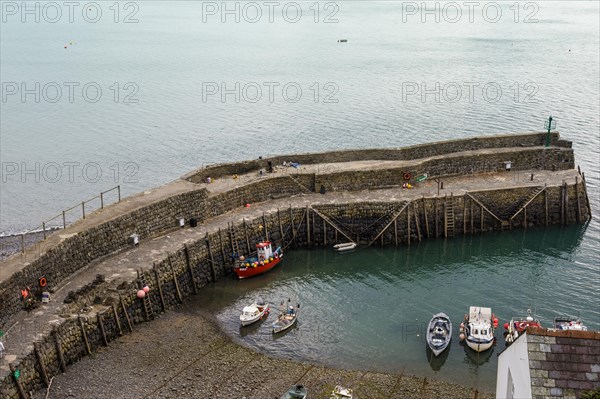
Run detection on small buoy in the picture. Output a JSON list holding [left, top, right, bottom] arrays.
[[338, 39, 347, 43], [64, 46, 67, 49], [143, 286, 149, 293], [136, 290, 146, 298], [239, 256, 245, 261], [459, 333, 465, 341], [245, 203, 251, 208], [460, 322, 464, 328], [503, 322, 509, 330]]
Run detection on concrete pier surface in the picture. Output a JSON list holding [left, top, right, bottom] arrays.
[[0, 133, 591, 398]]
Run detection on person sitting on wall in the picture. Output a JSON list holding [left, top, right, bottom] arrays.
[[206, 176, 212, 184], [267, 161, 274, 173]]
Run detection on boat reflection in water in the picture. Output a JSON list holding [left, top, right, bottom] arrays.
[[239, 315, 268, 337], [460, 340, 495, 366], [425, 344, 451, 371]]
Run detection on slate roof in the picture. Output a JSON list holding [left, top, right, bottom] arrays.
[[526, 326, 600, 399]]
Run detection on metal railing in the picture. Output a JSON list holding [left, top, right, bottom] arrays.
[[14, 185, 122, 254]]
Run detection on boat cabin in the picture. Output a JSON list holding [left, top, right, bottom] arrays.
[[256, 241, 274, 261], [242, 306, 260, 317]]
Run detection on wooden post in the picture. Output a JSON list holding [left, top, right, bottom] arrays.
[[117, 185, 121, 201], [463, 198, 467, 235], [184, 244, 198, 294], [153, 266, 166, 312], [263, 213, 269, 240], [407, 203, 411, 246], [323, 219, 327, 246], [100, 191, 104, 209], [434, 199, 439, 238], [480, 206, 484, 231], [34, 342, 50, 387], [9, 363, 28, 399], [62, 210, 66, 229], [169, 254, 183, 302], [560, 183, 565, 225], [277, 209, 286, 248], [119, 295, 133, 332], [575, 177, 581, 223], [545, 188, 549, 226], [394, 219, 398, 246], [82, 201, 86, 219], [79, 317, 92, 355], [243, 219, 251, 253], [97, 312, 108, 346], [414, 204, 422, 242], [42, 222, 46, 240], [206, 234, 217, 282], [218, 228, 226, 264], [470, 199, 474, 234], [422, 197, 430, 238], [312, 210, 316, 245], [524, 206, 527, 229], [52, 330, 67, 372], [112, 304, 123, 336], [564, 183, 570, 225], [306, 207, 311, 246]]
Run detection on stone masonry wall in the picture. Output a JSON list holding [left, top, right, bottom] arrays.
[[0, 180, 591, 398]]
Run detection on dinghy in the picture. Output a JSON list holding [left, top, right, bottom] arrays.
[[280, 384, 307, 399], [333, 242, 357, 252], [426, 312, 452, 356], [272, 302, 299, 333], [554, 315, 587, 331]]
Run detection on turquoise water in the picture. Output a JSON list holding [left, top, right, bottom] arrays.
[[193, 225, 597, 389]]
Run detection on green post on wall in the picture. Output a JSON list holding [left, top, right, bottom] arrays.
[[544, 115, 556, 147]]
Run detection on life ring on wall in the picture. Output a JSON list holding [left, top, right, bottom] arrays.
[[39, 277, 47, 287], [403, 172, 411, 181]]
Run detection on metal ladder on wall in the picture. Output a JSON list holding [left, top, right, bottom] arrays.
[[138, 269, 154, 320], [445, 194, 455, 238]]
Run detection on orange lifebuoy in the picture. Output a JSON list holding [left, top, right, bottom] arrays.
[[403, 172, 411, 181], [39, 277, 47, 287]]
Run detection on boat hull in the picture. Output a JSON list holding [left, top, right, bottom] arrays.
[[466, 339, 494, 352], [426, 312, 452, 357], [272, 315, 297, 333], [240, 308, 269, 326], [235, 255, 283, 279]]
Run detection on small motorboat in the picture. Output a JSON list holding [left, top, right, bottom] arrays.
[[331, 385, 353, 398], [504, 309, 542, 344], [554, 315, 587, 331], [426, 312, 452, 356], [235, 241, 283, 279], [333, 242, 357, 252], [239, 298, 270, 326], [459, 306, 497, 352], [280, 384, 307, 399], [272, 302, 299, 333]]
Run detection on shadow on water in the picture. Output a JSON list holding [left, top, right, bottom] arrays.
[[425, 343, 451, 371], [460, 341, 496, 366]]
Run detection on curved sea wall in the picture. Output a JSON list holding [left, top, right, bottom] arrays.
[[0, 132, 591, 398]]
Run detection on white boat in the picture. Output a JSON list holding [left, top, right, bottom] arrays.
[[239, 298, 270, 326], [272, 303, 299, 333], [460, 306, 496, 352], [331, 385, 353, 398], [333, 242, 357, 252], [554, 315, 587, 331]]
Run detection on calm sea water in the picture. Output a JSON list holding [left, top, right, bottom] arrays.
[[1, 1, 598, 387], [193, 225, 599, 389]]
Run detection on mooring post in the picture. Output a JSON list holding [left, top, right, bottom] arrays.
[[97, 312, 108, 346], [34, 342, 50, 387], [119, 294, 133, 332], [206, 234, 217, 282], [277, 209, 286, 248], [62, 210, 66, 229], [414, 204, 422, 242], [575, 177, 581, 223], [422, 197, 430, 238], [42, 222, 46, 240], [312, 210, 316, 245], [306, 206, 311, 246], [434, 199, 439, 238], [112, 304, 123, 336], [82, 201, 85, 219], [184, 244, 198, 294], [407, 203, 411, 246], [545, 188, 549, 226], [168, 254, 183, 303], [243, 219, 251, 253], [394, 219, 398, 246], [480, 206, 484, 231], [52, 329, 67, 372], [524, 206, 527, 229], [463, 198, 467, 235], [443, 195, 448, 238], [262, 213, 269, 240], [9, 363, 27, 399], [153, 265, 166, 312], [323, 219, 327, 246], [79, 316, 92, 355]]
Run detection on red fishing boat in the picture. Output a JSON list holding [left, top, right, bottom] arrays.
[[504, 309, 542, 345], [234, 241, 283, 279]]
